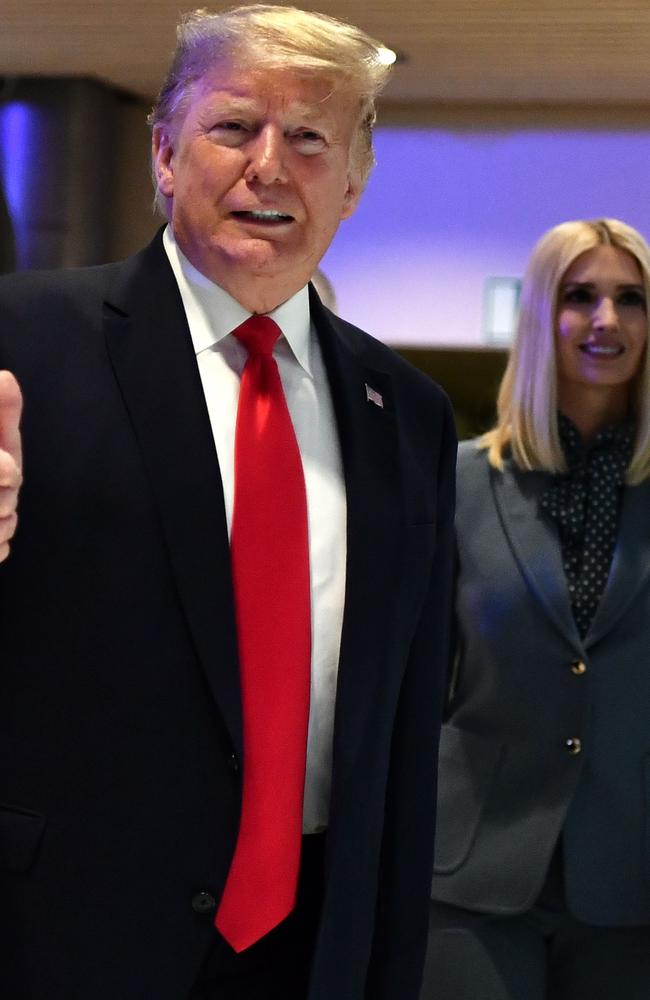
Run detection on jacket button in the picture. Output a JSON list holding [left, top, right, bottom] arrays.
[[228, 752, 240, 774], [570, 660, 587, 675], [565, 737, 582, 755], [191, 891, 216, 914]]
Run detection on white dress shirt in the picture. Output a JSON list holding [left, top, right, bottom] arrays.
[[163, 227, 346, 833]]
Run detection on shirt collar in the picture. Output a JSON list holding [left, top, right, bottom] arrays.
[[557, 410, 634, 472], [162, 225, 313, 377]]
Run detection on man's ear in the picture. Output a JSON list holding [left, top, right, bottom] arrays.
[[152, 125, 175, 199], [340, 171, 363, 221]]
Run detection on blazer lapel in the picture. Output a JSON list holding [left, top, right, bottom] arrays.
[[585, 477, 650, 646], [103, 233, 242, 755], [490, 460, 582, 649]]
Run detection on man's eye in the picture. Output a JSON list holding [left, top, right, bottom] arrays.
[[291, 130, 326, 153], [210, 121, 248, 134], [209, 121, 249, 144]]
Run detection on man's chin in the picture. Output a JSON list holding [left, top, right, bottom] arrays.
[[216, 238, 314, 282], [205, 246, 314, 312]]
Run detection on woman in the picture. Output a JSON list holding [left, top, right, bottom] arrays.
[[421, 219, 650, 1000]]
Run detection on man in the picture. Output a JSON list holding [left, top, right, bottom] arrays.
[[0, 6, 456, 999]]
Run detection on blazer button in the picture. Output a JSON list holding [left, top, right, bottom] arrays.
[[191, 891, 217, 915], [228, 752, 240, 774], [570, 660, 587, 675], [565, 737, 582, 755]]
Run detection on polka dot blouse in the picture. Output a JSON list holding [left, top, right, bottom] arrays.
[[539, 413, 634, 639]]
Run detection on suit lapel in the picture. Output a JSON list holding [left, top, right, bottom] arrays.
[[310, 293, 403, 756], [585, 477, 650, 646], [103, 232, 242, 755], [490, 460, 582, 648]]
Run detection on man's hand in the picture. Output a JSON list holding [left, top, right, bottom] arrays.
[[0, 371, 23, 563]]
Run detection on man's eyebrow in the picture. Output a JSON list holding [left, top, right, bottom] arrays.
[[200, 97, 258, 115], [288, 102, 333, 121], [200, 97, 332, 123]]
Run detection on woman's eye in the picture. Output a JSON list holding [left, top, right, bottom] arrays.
[[563, 287, 593, 304], [618, 290, 646, 309]]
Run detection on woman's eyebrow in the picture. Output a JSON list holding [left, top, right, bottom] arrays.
[[562, 281, 645, 290]]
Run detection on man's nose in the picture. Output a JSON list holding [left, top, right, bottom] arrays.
[[592, 297, 618, 330], [244, 126, 288, 185]]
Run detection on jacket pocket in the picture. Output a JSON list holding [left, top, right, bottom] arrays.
[[433, 724, 502, 875], [0, 803, 46, 873]]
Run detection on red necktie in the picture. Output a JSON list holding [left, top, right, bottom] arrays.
[[215, 315, 311, 952]]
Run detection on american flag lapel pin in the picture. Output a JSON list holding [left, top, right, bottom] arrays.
[[365, 383, 384, 408]]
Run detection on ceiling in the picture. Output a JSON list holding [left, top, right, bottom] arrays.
[[2, 0, 650, 108]]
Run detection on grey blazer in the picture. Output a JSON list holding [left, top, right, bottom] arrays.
[[431, 440, 650, 926]]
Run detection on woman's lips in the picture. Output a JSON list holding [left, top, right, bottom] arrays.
[[579, 343, 624, 358]]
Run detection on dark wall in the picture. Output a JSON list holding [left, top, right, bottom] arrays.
[[398, 347, 507, 440], [0, 181, 15, 273]]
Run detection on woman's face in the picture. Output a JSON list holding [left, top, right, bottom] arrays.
[[555, 245, 647, 406]]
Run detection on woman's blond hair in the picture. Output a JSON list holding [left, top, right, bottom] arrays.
[[481, 218, 650, 484]]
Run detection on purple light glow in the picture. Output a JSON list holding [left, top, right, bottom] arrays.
[[0, 101, 34, 224], [322, 126, 650, 346]]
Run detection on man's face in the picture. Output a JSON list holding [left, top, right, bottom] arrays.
[[153, 60, 363, 312]]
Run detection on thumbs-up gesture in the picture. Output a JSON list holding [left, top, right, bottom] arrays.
[[0, 371, 23, 563]]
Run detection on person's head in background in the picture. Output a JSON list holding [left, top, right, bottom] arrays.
[[483, 218, 650, 484], [148, 5, 390, 313], [311, 266, 338, 313]]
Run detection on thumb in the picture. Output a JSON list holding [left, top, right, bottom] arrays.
[[0, 370, 23, 468]]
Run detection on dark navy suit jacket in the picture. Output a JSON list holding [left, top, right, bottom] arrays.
[[0, 231, 456, 998]]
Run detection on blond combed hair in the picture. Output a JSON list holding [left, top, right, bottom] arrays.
[[481, 218, 650, 485], [148, 4, 392, 202]]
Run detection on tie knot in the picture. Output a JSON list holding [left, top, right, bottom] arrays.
[[233, 315, 281, 357]]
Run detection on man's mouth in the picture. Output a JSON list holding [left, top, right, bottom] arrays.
[[231, 209, 294, 224], [579, 343, 624, 358]]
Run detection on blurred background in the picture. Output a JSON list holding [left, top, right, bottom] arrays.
[[3, 0, 650, 435]]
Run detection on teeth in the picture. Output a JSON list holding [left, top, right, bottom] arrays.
[[244, 210, 290, 220], [580, 344, 622, 356]]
